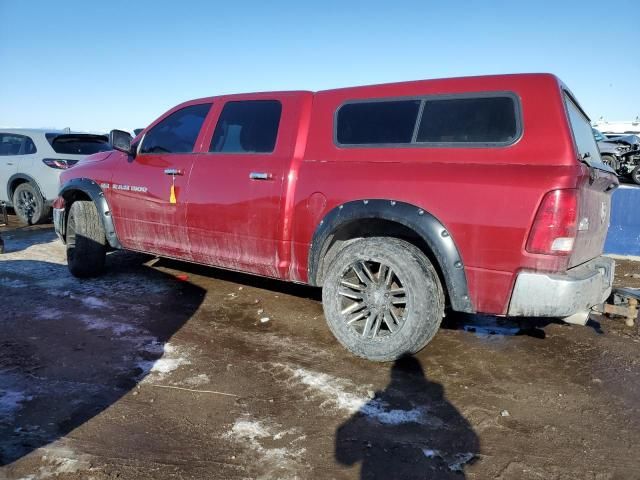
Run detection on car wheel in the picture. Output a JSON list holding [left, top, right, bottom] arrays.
[[66, 200, 107, 278], [322, 237, 444, 362], [12, 182, 50, 225], [632, 166, 640, 185], [601, 155, 620, 173]]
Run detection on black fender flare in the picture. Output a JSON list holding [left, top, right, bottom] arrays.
[[308, 199, 474, 313], [7, 173, 45, 202], [58, 178, 121, 249]]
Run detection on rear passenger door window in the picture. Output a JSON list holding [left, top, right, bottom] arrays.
[[209, 100, 282, 153]]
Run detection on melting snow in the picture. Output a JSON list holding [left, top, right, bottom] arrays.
[[274, 364, 435, 425], [0, 390, 30, 419], [137, 343, 191, 380], [225, 417, 307, 480], [79, 315, 137, 336], [80, 296, 109, 309], [0, 277, 28, 288]]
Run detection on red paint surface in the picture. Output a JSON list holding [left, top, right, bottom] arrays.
[[61, 74, 617, 315]]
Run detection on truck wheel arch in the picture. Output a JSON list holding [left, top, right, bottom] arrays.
[[58, 178, 121, 249], [308, 199, 474, 314]]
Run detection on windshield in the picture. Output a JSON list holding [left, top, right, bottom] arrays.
[[46, 134, 111, 155]]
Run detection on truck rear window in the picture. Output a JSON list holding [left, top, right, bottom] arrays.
[[46, 134, 111, 155], [336, 94, 520, 147], [564, 94, 606, 169]]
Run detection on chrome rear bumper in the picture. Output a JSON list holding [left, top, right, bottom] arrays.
[[508, 257, 615, 318]]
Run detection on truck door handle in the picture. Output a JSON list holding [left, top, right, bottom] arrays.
[[249, 172, 273, 180], [164, 168, 183, 176]]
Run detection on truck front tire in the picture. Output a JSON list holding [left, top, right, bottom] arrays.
[[322, 237, 444, 362], [66, 200, 107, 278]]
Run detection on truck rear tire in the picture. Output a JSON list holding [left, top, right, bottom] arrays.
[[322, 237, 444, 362], [66, 200, 106, 278], [631, 166, 640, 185], [13, 182, 50, 225]]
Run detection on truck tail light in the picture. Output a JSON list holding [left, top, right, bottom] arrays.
[[526, 189, 578, 256], [42, 158, 79, 170]]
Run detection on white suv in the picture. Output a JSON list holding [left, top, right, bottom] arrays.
[[0, 129, 111, 224]]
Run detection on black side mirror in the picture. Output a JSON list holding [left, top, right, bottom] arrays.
[[109, 129, 134, 155]]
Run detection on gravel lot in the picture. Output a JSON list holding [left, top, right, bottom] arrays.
[[1, 218, 640, 479]]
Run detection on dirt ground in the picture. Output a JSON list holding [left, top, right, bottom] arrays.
[[1, 217, 639, 480]]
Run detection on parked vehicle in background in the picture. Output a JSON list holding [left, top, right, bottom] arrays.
[[54, 74, 618, 361], [0, 129, 111, 224], [593, 128, 640, 184], [593, 118, 640, 138]]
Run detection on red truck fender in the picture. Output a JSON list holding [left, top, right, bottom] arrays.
[[56, 178, 121, 250]]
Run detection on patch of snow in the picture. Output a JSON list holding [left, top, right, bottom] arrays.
[[0, 390, 30, 419], [182, 373, 210, 387], [34, 308, 64, 320], [0, 277, 28, 288], [447, 452, 475, 472], [80, 296, 109, 309], [420, 449, 475, 472], [273, 364, 436, 426], [26, 443, 93, 479], [150, 357, 189, 374], [78, 315, 137, 335], [225, 417, 307, 480], [137, 342, 191, 380]]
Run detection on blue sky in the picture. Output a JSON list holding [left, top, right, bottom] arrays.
[[1, 0, 638, 133]]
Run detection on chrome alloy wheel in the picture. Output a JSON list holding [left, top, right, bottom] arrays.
[[337, 260, 408, 339]]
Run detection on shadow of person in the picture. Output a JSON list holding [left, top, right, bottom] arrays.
[[335, 355, 479, 479], [0, 250, 206, 469]]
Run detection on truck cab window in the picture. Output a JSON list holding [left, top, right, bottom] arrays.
[[140, 103, 211, 154]]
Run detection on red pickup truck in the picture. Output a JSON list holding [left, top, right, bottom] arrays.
[[54, 73, 617, 361]]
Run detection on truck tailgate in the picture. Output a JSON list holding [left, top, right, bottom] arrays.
[[570, 171, 618, 268]]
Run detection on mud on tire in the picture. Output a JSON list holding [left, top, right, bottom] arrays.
[[66, 200, 107, 278], [322, 237, 444, 362]]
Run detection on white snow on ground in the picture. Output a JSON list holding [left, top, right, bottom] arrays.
[[34, 307, 64, 320], [15, 442, 93, 480], [80, 296, 110, 309], [272, 364, 438, 426], [78, 314, 138, 336], [421, 449, 476, 472], [182, 373, 210, 387], [0, 277, 28, 288], [225, 417, 307, 480], [137, 343, 191, 380], [0, 390, 30, 419]]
